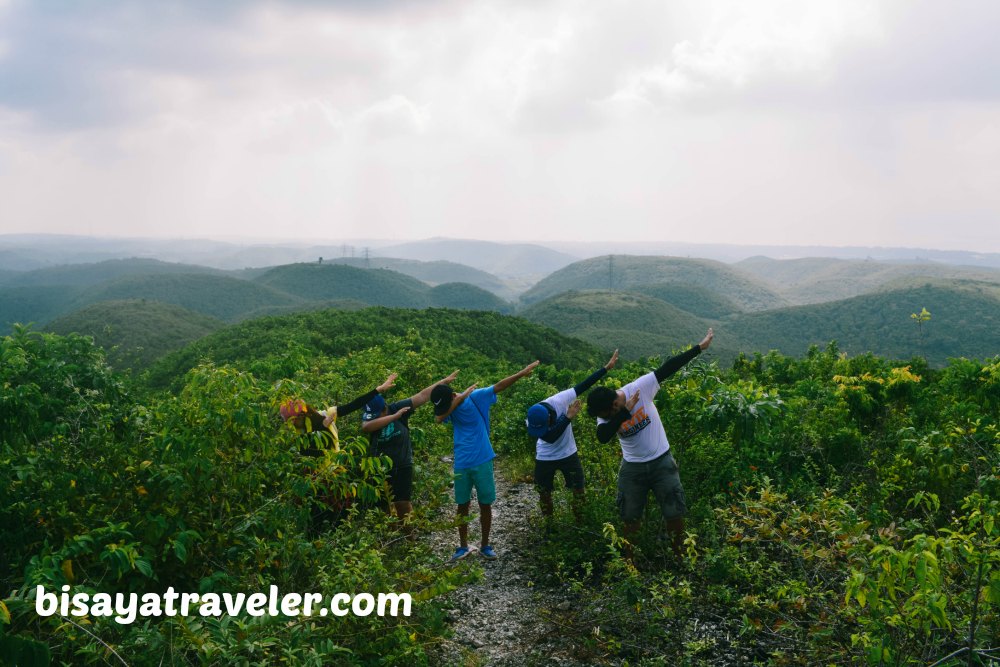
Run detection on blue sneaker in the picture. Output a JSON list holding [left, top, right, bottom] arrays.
[[480, 545, 498, 560], [450, 546, 473, 562]]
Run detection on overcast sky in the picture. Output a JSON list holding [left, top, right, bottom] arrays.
[[1, 0, 999, 252]]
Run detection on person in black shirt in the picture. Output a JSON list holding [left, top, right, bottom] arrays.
[[361, 370, 459, 523]]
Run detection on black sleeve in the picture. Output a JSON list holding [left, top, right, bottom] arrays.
[[596, 409, 631, 444], [339, 388, 379, 417], [573, 367, 607, 396], [654, 346, 702, 384], [540, 415, 572, 444]]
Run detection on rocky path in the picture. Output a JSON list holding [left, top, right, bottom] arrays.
[[429, 460, 589, 666]]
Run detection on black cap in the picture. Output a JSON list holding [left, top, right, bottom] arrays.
[[431, 384, 454, 416]]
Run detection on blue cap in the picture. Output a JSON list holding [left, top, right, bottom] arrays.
[[361, 395, 387, 422], [526, 403, 554, 438]]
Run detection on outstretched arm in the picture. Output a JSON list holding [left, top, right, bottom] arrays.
[[435, 384, 477, 423], [361, 404, 412, 433], [410, 370, 459, 408], [337, 372, 399, 418], [653, 329, 713, 383], [493, 361, 539, 394], [573, 349, 618, 396]]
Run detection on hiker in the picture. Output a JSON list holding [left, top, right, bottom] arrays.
[[280, 373, 398, 531], [360, 370, 460, 524], [526, 349, 620, 523], [586, 328, 714, 561], [431, 360, 540, 561]]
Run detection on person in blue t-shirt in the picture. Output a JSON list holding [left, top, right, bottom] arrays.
[[431, 360, 540, 561]]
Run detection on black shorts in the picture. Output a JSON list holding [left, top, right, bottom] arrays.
[[534, 452, 585, 493], [387, 464, 414, 502]]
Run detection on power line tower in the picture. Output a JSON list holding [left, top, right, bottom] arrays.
[[609, 255, 615, 290], [363, 247, 370, 269]]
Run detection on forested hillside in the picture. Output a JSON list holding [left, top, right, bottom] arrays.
[[44, 300, 225, 370], [737, 256, 1000, 304], [520, 289, 741, 360], [521, 255, 787, 311], [728, 282, 1000, 366]]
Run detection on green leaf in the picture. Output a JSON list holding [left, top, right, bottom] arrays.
[[135, 559, 154, 578]]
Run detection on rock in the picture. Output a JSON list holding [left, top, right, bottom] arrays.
[[555, 600, 571, 611]]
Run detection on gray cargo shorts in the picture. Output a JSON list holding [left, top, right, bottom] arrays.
[[616, 451, 687, 522]]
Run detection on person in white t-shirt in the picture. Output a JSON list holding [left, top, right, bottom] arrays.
[[586, 328, 714, 561], [525, 350, 619, 523]]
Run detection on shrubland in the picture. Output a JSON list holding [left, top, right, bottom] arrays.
[[2, 308, 998, 665]]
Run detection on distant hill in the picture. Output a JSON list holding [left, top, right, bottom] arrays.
[[521, 255, 787, 312], [520, 290, 734, 360], [330, 257, 514, 299], [627, 282, 744, 320], [253, 263, 431, 308], [376, 238, 578, 279], [428, 283, 513, 313], [0, 258, 224, 288], [0, 285, 86, 335], [44, 300, 224, 370], [727, 282, 1000, 366], [75, 273, 304, 321], [736, 256, 1000, 304], [146, 308, 601, 388]]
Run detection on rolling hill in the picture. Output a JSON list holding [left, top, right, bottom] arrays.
[[146, 308, 601, 388], [376, 238, 578, 279], [727, 281, 1000, 365], [428, 282, 513, 313], [253, 263, 432, 308], [626, 282, 744, 320], [44, 300, 225, 369], [1, 285, 87, 335], [330, 257, 513, 299], [520, 290, 736, 361], [521, 255, 787, 312], [0, 257, 224, 288], [74, 273, 304, 321], [736, 256, 1000, 305]]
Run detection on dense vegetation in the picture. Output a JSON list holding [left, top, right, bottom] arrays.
[[736, 256, 1000, 305], [520, 256, 787, 311], [4, 303, 999, 666], [627, 282, 745, 320], [727, 282, 1000, 367], [520, 289, 742, 361], [44, 300, 225, 370]]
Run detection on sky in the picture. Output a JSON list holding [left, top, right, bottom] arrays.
[[1, 0, 999, 252]]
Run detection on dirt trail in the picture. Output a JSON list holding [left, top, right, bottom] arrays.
[[429, 460, 588, 666]]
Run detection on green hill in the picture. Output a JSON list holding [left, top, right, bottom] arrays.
[[146, 307, 601, 388], [428, 282, 513, 313], [253, 263, 431, 308], [72, 273, 303, 321], [521, 255, 786, 311], [627, 282, 744, 319], [0, 257, 224, 288], [376, 238, 578, 278], [0, 285, 86, 335], [44, 300, 224, 370], [519, 290, 732, 360], [728, 282, 1000, 365], [736, 256, 1000, 304], [331, 257, 513, 298]]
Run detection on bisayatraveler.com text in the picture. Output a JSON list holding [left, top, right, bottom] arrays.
[[35, 585, 412, 624]]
